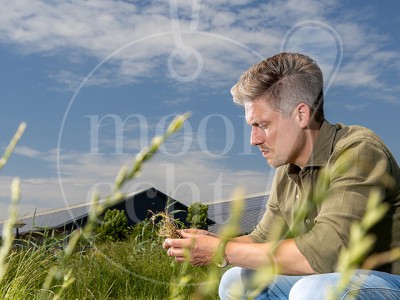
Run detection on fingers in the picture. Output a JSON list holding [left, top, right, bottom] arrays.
[[164, 237, 195, 263], [167, 246, 186, 258], [163, 235, 213, 266], [167, 247, 205, 265], [166, 244, 191, 263], [162, 239, 172, 249], [163, 237, 194, 250]]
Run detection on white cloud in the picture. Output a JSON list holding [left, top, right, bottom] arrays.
[[164, 97, 191, 107], [343, 103, 369, 111], [13, 146, 42, 158], [0, 0, 397, 99], [0, 175, 62, 221]]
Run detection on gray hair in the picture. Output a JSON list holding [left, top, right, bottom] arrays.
[[231, 52, 324, 122]]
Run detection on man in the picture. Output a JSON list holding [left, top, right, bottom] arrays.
[[162, 53, 400, 299]]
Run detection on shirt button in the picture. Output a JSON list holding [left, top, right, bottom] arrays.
[[296, 194, 300, 199], [305, 219, 311, 224]]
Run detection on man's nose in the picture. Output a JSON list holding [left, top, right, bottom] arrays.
[[250, 127, 264, 146]]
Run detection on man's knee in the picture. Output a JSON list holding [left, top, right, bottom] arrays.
[[289, 273, 339, 300], [289, 271, 400, 300], [219, 267, 248, 300]]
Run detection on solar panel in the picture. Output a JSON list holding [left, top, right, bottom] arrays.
[[208, 193, 269, 235]]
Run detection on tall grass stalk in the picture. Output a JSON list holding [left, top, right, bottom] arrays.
[[246, 223, 282, 299], [39, 113, 190, 298], [0, 179, 21, 284], [176, 188, 244, 300], [328, 189, 389, 300], [362, 247, 400, 270], [0, 122, 26, 284], [0, 122, 26, 171], [1, 247, 56, 299]]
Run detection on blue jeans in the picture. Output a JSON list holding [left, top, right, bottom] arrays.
[[219, 267, 400, 299]]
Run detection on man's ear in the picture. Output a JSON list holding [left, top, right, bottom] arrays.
[[295, 103, 311, 129]]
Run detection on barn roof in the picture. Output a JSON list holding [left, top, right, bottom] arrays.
[[0, 188, 269, 238], [0, 187, 191, 236]]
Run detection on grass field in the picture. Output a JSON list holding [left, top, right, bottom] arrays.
[[0, 223, 222, 300]]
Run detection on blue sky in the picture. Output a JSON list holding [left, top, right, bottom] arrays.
[[0, 0, 399, 221]]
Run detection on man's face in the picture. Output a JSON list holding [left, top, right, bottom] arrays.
[[244, 97, 305, 168]]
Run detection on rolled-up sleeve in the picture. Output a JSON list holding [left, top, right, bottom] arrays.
[[249, 197, 287, 243]]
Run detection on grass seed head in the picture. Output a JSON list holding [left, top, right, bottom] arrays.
[[150, 211, 181, 239]]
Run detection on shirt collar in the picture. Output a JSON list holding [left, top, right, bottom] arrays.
[[305, 119, 338, 168], [286, 119, 338, 176]]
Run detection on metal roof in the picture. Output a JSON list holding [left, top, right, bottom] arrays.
[[1, 188, 268, 237], [1, 202, 93, 236], [0, 187, 172, 236], [207, 192, 269, 235]]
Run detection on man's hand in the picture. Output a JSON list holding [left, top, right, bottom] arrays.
[[162, 230, 220, 266], [178, 228, 219, 237]]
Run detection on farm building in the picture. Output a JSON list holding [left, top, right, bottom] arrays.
[[0, 187, 213, 239], [0, 187, 270, 239]]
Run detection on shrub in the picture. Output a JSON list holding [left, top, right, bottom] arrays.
[[186, 202, 208, 230], [96, 209, 130, 242]]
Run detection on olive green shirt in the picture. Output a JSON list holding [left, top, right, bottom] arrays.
[[249, 120, 400, 274]]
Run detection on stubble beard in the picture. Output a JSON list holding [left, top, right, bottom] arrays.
[[265, 152, 287, 169]]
